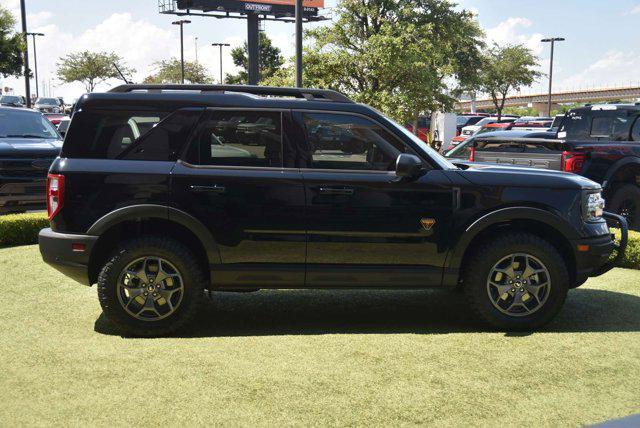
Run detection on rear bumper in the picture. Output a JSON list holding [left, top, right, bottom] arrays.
[[38, 228, 98, 286], [573, 212, 628, 281]]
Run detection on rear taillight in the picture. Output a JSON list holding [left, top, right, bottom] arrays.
[[469, 147, 476, 162], [561, 151, 586, 173], [46, 174, 65, 220]]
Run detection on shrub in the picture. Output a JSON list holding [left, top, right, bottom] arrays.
[[614, 229, 640, 270], [0, 212, 49, 247]]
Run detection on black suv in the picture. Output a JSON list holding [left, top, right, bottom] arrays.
[[39, 85, 628, 336]]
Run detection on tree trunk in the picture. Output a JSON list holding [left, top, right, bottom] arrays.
[[412, 111, 419, 136]]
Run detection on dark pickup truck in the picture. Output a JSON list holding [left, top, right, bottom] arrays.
[[447, 104, 640, 230], [0, 107, 62, 214]]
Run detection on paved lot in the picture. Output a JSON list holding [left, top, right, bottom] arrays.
[[1, 245, 639, 426]]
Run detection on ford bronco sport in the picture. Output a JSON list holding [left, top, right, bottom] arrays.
[[39, 85, 628, 336]]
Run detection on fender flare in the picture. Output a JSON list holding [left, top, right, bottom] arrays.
[[445, 206, 577, 271], [87, 204, 221, 264], [602, 156, 640, 192]]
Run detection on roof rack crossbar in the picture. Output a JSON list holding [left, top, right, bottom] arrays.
[[108, 84, 353, 103]]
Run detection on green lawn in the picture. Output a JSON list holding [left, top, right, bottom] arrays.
[[1, 245, 639, 426]]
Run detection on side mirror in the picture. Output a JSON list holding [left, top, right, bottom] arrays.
[[395, 153, 423, 179]]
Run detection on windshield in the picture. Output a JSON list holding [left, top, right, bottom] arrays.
[[1, 96, 22, 104], [36, 98, 58, 105], [0, 109, 60, 139], [386, 116, 458, 170]]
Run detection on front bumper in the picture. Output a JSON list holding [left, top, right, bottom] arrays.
[[39, 228, 98, 285], [573, 212, 628, 281]]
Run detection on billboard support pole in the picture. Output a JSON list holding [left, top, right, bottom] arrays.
[[295, 0, 303, 87], [247, 13, 260, 85]]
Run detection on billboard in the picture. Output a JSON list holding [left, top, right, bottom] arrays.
[[177, 0, 323, 16]]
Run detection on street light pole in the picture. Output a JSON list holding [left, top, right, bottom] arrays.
[[295, 0, 303, 87], [541, 37, 565, 117], [212, 43, 230, 84], [19, 0, 31, 107], [27, 33, 45, 98], [172, 20, 191, 84]]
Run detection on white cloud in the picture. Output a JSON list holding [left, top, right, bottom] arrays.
[[627, 4, 640, 14], [485, 17, 545, 55], [559, 50, 640, 90], [1, 12, 243, 100]]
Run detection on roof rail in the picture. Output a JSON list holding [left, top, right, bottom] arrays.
[[108, 84, 354, 103]]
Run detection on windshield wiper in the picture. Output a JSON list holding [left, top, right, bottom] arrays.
[[4, 134, 49, 139]]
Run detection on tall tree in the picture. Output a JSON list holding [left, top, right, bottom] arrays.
[[57, 51, 134, 92], [144, 59, 213, 84], [225, 33, 284, 84], [0, 5, 24, 78], [479, 43, 541, 119], [279, 0, 484, 126]]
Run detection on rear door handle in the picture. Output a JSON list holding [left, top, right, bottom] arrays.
[[318, 187, 354, 196], [189, 185, 226, 194]]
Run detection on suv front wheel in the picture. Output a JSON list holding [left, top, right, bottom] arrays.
[[97, 236, 206, 337], [463, 233, 569, 330]]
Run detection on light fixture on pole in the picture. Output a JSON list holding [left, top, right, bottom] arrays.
[[172, 20, 191, 83], [212, 43, 230, 84], [541, 37, 565, 116], [26, 32, 44, 98]]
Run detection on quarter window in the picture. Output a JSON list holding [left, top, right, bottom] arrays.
[[590, 116, 613, 137], [185, 111, 282, 168], [302, 113, 412, 171]]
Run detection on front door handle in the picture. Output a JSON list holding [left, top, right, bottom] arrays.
[[190, 185, 226, 194], [318, 187, 354, 196]]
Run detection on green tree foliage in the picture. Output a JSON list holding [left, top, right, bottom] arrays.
[[225, 32, 284, 84], [56, 51, 134, 92], [478, 44, 541, 119], [0, 5, 25, 78], [267, 0, 484, 125], [144, 58, 213, 84]]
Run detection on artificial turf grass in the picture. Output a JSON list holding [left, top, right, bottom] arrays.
[[1, 245, 639, 426]]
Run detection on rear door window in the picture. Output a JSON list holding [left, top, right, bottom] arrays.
[[184, 110, 283, 168]]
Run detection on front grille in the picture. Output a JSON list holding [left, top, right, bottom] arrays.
[[0, 158, 53, 179]]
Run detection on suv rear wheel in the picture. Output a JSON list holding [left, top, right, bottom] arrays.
[[463, 233, 569, 330], [97, 236, 206, 337], [608, 184, 640, 231]]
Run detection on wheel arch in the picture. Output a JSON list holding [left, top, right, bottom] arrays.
[[86, 205, 220, 285], [602, 157, 640, 195], [446, 207, 578, 285]]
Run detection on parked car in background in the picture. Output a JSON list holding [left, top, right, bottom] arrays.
[[43, 113, 69, 127], [512, 116, 553, 130], [445, 130, 558, 161], [57, 118, 71, 138], [0, 107, 62, 213], [459, 116, 518, 138], [38, 84, 627, 336], [1, 95, 27, 108], [34, 97, 64, 113], [456, 115, 487, 136], [406, 115, 431, 142]]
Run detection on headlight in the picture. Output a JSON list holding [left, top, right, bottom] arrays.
[[583, 191, 605, 222]]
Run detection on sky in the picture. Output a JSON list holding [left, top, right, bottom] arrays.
[[2, 0, 640, 102]]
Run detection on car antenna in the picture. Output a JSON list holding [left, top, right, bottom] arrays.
[[113, 63, 132, 84]]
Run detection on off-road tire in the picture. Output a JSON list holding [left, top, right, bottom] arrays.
[[463, 232, 569, 331], [97, 235, 206, 337], [608, 184, 640, 231]]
